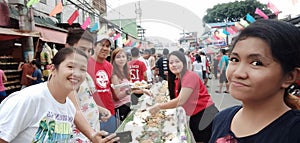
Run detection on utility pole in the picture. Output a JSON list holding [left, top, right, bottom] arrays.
[[135, 1, 144, 44], [18, 0, 34, 62]]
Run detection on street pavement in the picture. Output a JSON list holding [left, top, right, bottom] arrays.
[[206, 77, 242, 111]]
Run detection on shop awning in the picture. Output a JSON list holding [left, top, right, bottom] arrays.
[[0, 27, 40, 41], [35, 26, 67, 44]]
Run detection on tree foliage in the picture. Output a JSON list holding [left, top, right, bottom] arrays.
[[202, 0, 272, 23]]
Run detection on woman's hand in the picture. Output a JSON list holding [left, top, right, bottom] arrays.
[[90, 131, 120, 143], [98, 106, 111, 122], [149, 104, 161, 115]]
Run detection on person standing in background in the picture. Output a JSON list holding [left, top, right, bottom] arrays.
[[0, 68, 7, 103], [200, 52, 209, 87], [138, 49, 152, 83], [148, 48, 157, 82], [17, 60, 34, 89], [150, 51, 219, 143], [65, 29, 116, 142], [128, 47, 148, 105], [88, 35, 117, 133], [110, 48, 131, 124], [128, 47, 147, 83], [155, 48, 169, 81], [179, 48, 192, 71], [192, 54, 204, 81], [26, 60, 43, 85], [215, 49, 229, 93]]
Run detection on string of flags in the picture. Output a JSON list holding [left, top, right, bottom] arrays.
[[25, 0, 145, 47], [203, 1, 285, 45], [26, 0, 296, 47]]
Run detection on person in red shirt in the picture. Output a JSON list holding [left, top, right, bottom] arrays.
[[18, 61, 34, 88], [128, 47, 148, 105], [87, 35, 117, 133], [150, 51, 219, 143], [128, 47, 147, 83]]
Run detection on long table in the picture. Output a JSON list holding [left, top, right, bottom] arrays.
[[116, 81, 192, 143]]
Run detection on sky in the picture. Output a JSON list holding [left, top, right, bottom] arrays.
[[105, 0, 300, 43]]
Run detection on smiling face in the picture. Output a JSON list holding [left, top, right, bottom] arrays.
[[94, 40, 111, 62], [114, 50, 127, 68], [52, 53, 87, 92], [168, 55, 184, 77], [226, 37, 286, 102]]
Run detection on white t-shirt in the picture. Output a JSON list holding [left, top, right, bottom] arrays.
[[0, 82, 76, 143], [200, 55, 207, 71], [138, 57, 152, 82], [192, 61, 204, 72]]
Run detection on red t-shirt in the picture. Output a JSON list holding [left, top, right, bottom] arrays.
[[175, 71, 214, 116], [20, 63, 34, 86], [128, 59, 147, 82], [87, 57, 115, 115]]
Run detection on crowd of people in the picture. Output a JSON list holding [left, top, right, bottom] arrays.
[[0, 19, 299, 143]]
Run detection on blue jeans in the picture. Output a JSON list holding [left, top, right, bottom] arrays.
[[100, 116, 117, 133], [0, 91, 6, 97]]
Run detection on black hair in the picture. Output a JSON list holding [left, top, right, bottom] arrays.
[[31, 59, 41, 69], [131, 47, 140, 57], [52, 47, 88, 69], [232, 19, 300, 74], [143, 49, 151, 54], [66, 29, 95, 46], [194, 54, 202, 63], [163, 48, 169, 56], [168, 51, 187, 100], [150, 48, 156, 55], [220, 48, 226, 55], [179, 48, 184, 53], [232, 19, 300, 109]]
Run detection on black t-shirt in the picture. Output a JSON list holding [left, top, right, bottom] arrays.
[[155, 57, 168, 80], [209, 106, 300, 143]]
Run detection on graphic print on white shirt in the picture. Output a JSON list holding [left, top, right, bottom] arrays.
[[33, 111, 73, 143], [96, 70, 109, 88]]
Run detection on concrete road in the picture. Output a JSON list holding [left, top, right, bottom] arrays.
[[206, 77, 242, 111]]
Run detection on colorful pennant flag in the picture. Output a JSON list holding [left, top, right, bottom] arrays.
[[246, 13, 256, 23], [234, 22, 244, 30], [26, 0, 40, 7], [212, 34, 221, 40], [230, 25, 239, 33], [132, 42, 138, 47], [255, 8, 268, 19], [239, 18, 249, 27], [226, 27, 236, 35], [49, 1, 63, 16], [223, 28, 230, 35], [113, 33, 121, 41], [67, 10, 79, 25], [122, 38, 127, 44], [267, 2, 280, 15], [97, 26, 106, 35], [90, 23, 99, 32], [218, 30, 227, 38], [81, 17, 91, 30]]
